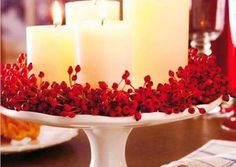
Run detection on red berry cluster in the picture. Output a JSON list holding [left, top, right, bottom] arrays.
[[186, 48, 232, 103], [1, 49, 234, 121]]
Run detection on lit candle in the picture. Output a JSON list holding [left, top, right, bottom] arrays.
[[124, 0, 189, 86], [27, 1, 76, 83], [65, 0, 120, 25], [75, 2, 131, 87]]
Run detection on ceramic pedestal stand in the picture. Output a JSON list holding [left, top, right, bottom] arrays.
[[0, 97, 222, 167]]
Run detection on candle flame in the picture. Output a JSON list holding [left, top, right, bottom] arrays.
[[99, 0, 106, 25], [53, 0, 62, 26]]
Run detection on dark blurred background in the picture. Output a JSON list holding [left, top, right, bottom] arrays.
[[1, 0, 77, 63]]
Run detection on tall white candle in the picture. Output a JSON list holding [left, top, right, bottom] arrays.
[[65, 0, 120, 25], [26, 1, 76, 83], [124, 0, 189, 86], [75, 21, 132, 87]]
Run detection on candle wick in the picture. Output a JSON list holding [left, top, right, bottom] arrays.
[[101, 18, 105, 26], [54, 23, 59, 28], [94, 0, 97, 5]]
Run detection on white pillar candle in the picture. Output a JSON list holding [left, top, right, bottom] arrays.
[[75, 21, 132, 87], [27, 26, 76, 83], [65, 0, 120, 25], [26, 1, 76, 83], [124, 0, 189, 86]]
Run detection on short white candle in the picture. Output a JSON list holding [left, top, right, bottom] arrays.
[[75, 21, 132, 87], [124, 0, 189, 86], [27, 26, 76, 83], [26, 1, 76, 83], [65, 0, 120, 25]]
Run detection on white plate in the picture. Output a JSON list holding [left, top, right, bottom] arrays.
[[0, 126, 78, 154]]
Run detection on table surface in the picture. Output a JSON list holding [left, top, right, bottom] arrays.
[[1, 117, 236, 167]]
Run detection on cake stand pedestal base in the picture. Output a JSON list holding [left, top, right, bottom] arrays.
[[84, 127, 132, 167]]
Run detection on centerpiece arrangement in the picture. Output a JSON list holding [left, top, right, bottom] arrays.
[[1, 0, 235, 167], [1, 48, 234, 167]]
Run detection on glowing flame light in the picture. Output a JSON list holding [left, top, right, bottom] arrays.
[[53, 1, 62, 26]]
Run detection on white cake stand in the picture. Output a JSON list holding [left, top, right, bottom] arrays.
[[0, 97, 222, 167]]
